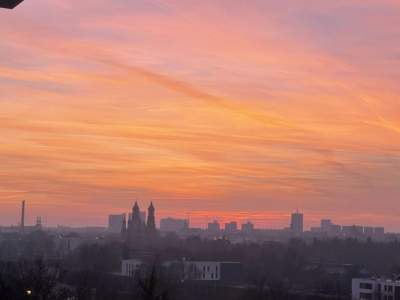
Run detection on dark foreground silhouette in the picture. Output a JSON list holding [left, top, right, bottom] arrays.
[[0, 0, 24, 9]]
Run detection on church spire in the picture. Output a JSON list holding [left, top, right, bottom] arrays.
[[147, 202, 156, 231], [121, 214, 127, 234], [132, 201, 141, 222]]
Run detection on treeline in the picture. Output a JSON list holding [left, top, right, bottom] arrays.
[[2, 231, 400, 299], [0, 258, 345, 300]]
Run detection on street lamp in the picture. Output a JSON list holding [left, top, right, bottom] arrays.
[[26, 289, 32, 296], [0, 0, 25, 9]]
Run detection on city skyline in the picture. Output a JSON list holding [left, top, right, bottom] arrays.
[[1, 1, 400, 230], [2, 200, 388, 233]]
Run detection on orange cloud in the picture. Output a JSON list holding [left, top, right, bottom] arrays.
[[0, 0, 399, 229]]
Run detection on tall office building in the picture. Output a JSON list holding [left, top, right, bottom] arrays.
[[207, 220, 220, 232], [108, 214, 126, 233], [241, 221, 254, 234], [225, 221, 238, 234], [290, 211, 304, 233], [35, 216, 42, 228], [320, 219, 332, 232]]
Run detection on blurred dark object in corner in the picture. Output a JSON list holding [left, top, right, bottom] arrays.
[[0, 0, 24, 9]]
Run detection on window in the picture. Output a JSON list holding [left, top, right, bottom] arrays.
[[360, 283, 373, 289], [388, 286, 393, 292], [360, 292, 372, 299]]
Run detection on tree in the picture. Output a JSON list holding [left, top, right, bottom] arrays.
[[135, 265, 173, 300], [18, 259, 61, 300]]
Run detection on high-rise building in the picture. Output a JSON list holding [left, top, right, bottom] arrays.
[[35, 216, 42, 229], [320, 219, 332, 232], [108, 214, 126, 233], [224, 221, 238, 234], [207, 220, 220, 232], [290, 211, 304, 233], [241, 221, 254, 234], [160, 218, 189, 233]]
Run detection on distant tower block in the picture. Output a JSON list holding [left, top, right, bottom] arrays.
[[36, 216, 42, 229], [0, 0, 25, 9], [290, 210, 304, 233], [20, 200, 25, 233]]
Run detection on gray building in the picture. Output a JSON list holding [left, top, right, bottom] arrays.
[[290, 211, 304, 233], [108, 214, 125, 233], [241, 221, 254, 234], [207, 220, 221, 233], [224, 221, 238, 234], [160, 218, 189, 233]]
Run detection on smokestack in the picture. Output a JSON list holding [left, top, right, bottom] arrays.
[[21, 200, 25, 233]]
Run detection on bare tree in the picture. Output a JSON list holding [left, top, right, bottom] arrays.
[[135, 265, 172, 300], [18, 259, 61, 300]]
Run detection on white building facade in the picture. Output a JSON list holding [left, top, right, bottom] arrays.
[[120, 259, 242, 283], [121, 259, 142, 277], [352, 278, 400, 300], [183, 261, 221, 281]]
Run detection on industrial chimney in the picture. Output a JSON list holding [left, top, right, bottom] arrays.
[[21, 200, 25, 233]]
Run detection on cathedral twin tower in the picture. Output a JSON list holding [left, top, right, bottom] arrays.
[[122, 202, 157, 245]]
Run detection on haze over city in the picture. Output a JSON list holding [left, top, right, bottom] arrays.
[[1, 0, 400, 230]]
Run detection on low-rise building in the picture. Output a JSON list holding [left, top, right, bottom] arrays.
[[182, 260, 242, 283], [160, 218, 189, 233], [183, 261, 221, 281], [121, 259, 143, 277], [352, 278, 400, 300], [120, 258, 242, 284]]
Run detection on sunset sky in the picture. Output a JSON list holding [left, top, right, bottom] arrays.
[[1, 0, 400, 230]]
